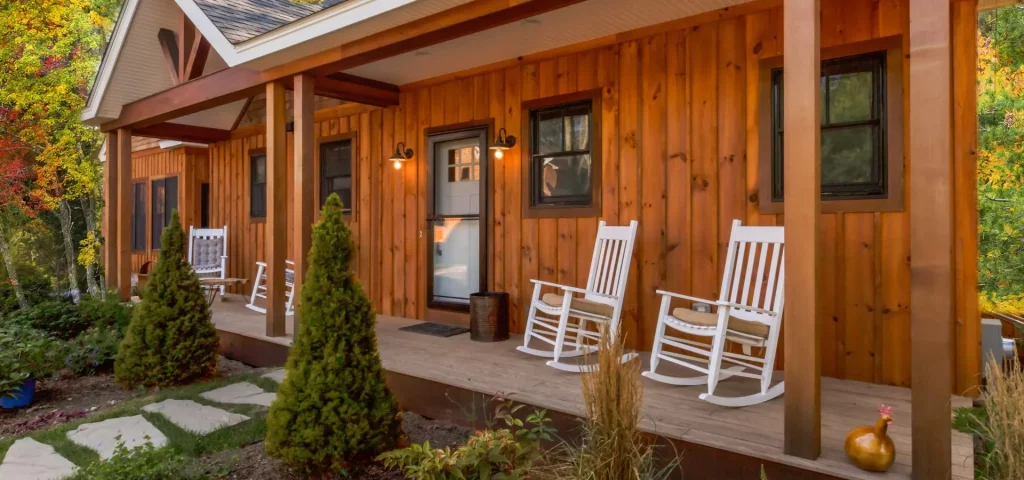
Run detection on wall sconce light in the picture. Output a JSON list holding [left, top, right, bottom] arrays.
[[489, 128, 516, 159], [389, 142, 413, 170]]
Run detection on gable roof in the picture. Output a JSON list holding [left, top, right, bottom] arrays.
[[193, 0, 349, 45]]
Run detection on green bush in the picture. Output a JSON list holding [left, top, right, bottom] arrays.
[[65, 327, 122, 375], [0, 324, 64, 398], [114, 210, 219, 388], [78, 294, 133, 335], [378, 405, 555, 480], [67, 439, 211, 480], [0, 263, 52, 316], [7, 300, 87, 340], [265, 193, 402, 475]]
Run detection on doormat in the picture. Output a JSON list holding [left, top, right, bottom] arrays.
[[399, 322, 470, 338]]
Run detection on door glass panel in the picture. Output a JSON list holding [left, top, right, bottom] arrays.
[[431, 134, 483, 306], [434, 137, 480, 216], [430, 217, 480, 306]]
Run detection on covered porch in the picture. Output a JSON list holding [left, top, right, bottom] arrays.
[[209, 297, 974, 480]]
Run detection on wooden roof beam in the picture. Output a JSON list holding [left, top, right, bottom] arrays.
[[133, 122, 231, 144], [101, 0, 588, 132], [306, 73, 399, 107]]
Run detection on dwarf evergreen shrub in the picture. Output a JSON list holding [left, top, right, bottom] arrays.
[[114, 210, 219, 388], [265, 193, 402, 474]]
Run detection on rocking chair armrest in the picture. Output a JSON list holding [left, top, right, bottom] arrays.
[[530, 280, 616, 300], [655, 291, 716, 304], [654, 291, 777, 317]]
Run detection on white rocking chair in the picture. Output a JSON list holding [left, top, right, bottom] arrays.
[[188, 226, 228, 298], [517, 220, 639, 372], [246, 260, 296, 316], [643, 220, 785, 407]]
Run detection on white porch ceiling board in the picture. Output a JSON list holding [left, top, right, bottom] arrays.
[[345, 0, 750, 86]]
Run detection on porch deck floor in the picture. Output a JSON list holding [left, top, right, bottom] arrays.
[[210, 296, 974, 480]]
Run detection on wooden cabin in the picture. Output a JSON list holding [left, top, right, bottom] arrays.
[[88, 0, 996, 477]]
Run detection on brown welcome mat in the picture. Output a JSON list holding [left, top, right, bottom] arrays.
[[399, 322, 470, 338]]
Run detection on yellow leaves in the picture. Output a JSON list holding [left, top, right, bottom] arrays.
[[1005, 223, 1017, 236], [78, 230, 99, 267]]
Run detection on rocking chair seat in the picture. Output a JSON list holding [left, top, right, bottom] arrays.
[[670, 308, 770, 339], [541, 293, 614, 318]]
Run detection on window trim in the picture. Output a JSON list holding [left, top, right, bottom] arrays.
[[130, 181, 147, 252], [521, 89, 603, 219], [149, 174, 179, 250], [248, 147, 267, 220], [757, 36, 905, 214], [315, 132, 359, 221]]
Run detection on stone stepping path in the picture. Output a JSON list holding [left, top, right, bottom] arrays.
[[200, 382, 276, 407], [263, 369, 285, 384], [67, 415, 168, 460], [0, 438, 77, 480], [142, 399, 249, 435]]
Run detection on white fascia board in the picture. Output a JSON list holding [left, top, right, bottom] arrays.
[[176, 0, 417, 68], [82, 0, 140, 124], [158, 140, 209, 149]]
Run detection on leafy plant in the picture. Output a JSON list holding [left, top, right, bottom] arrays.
[[65, 327, 121, 375], [78, 294, 133, 335], [378, 404, 555, 480], [0, 262, 51, 316], [265, 193, 402, 475], [67, 438, 213, 480], [7, 300, 88, 340], [0, 323, 64, 397], [115, 210, 219, 388]]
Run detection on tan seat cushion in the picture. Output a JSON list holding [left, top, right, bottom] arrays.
[[541, 293, 614, 318], [670, 307, 770, 338]]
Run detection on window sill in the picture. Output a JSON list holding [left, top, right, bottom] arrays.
[[758, 195, 904, 215], [523, 204, 601, 219], [250, 216, 266, 224]]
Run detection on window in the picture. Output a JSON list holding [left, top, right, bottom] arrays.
[[447, 145, 480, 183], [250, 151, 267, 218], [771, 51, 887, 201], [200, 183, 210, 228], [319, 136, 354, 214], [130, 183, 146, 251], [522, 89, 603, 218], [151, 176, 178, 249]]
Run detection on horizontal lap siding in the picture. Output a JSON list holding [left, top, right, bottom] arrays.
[[191, 0, 977, 391]]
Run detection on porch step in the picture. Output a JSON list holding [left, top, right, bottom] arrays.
[[0, 438, 77, 480]]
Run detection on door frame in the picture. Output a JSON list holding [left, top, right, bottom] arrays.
[[424, 119, 494, 312]]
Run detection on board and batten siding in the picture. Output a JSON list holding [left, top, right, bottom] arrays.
[[187, 0, 979, 392]]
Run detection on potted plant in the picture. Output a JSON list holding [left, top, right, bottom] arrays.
[[0, 324, 63, 409]]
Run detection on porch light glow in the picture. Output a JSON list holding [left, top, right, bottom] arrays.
[[489, 128, 516, 159], [389, 141, 413, 170]]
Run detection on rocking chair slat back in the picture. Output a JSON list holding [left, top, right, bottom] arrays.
[[719, 220, 785, 326], [584, 221, 639, 305]]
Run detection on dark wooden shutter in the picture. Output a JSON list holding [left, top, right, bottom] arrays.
[[151, 179, 163, 249]]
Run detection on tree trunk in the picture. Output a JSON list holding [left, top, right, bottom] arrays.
[[58, 200, 79, 294], [0, 222, 30, 310], [80, 197, 103, 298]]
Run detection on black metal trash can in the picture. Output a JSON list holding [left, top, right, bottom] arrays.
[[470, 292, 509, 342]]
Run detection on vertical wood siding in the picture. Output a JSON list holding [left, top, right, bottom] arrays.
[[180, 0, 978, 391]]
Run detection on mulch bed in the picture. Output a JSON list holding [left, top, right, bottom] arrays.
[[199, 412, 472, 479], [0, 356, 256, 439]]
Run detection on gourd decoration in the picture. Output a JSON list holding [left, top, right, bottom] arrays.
[[844, 404, 896, 472]]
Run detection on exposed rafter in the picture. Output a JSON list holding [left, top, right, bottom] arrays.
[[134, 123, 231, 144], [307, 74, 400, 107], [157, 28, 180, 84]]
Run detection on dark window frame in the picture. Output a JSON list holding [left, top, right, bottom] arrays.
[[249, 148, 267, 219], [150, 175, 178, 250], [758, 36, 905, 214], [521, 89, 603, 219], [316, 132, 358, 219], [130, 181, 147, 252]]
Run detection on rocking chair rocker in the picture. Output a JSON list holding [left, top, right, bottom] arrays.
[[517, 220, 639, 372], [643, 220, 786, 407]]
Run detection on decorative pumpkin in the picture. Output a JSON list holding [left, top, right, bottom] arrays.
[[844, 405, 896, 472]]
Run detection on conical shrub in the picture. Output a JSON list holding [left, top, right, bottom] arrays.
[[114, 209, 219, 387], [265, 193, 401, 475]]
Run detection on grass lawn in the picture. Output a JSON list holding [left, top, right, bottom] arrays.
[[0, 371, 280, 469]]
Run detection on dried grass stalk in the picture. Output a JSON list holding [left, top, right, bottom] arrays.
[[980, 355, 1024, 480]]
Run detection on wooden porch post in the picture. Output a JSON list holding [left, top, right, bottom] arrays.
[[782, 0, 821, 459], [103, 132, 119, 290], [909, 0, 954, 477], [116, 129, 133, 301], [265, 82, 288, 337], [292, 73, 315, 332]]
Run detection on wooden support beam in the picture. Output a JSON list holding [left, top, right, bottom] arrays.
[[157, 28, 180, 85], [184, 36, 210, 82], [292, 74, 315, 335], [782, 0, 821, 460], [134, 123, 231, 144], [103, 132, 119, 290], [178, 12, 197, 84], [115, 129, 133, 301], [101, 0, 589, 132], [909, 0, 954, 477], [265, 82, 288, 337], [310, 74, 400, 106]]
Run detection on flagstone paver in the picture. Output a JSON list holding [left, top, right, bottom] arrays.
[[0, 438, 77, 480], [142, 399, 249, 435], [200, 382, 276, 407], [66, 415, 168, 460], [262, 369, 285, 384]]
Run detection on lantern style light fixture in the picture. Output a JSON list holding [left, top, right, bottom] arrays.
[[489, 128, 516, 159], [389, 141, 413, 170]]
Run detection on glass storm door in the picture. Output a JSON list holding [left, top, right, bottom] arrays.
[[427, 127, 489, 310]]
